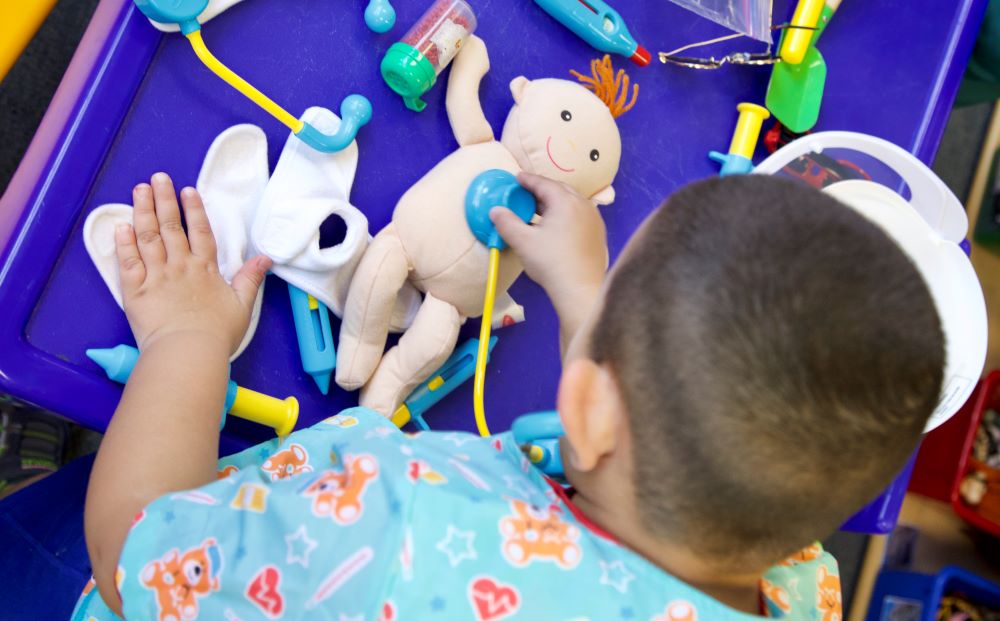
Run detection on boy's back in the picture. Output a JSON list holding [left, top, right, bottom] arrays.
[[74, 409, 838, 621]]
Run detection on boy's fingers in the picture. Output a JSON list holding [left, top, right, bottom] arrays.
[[150, 173, 190, 259], [179, 187, 217, 261], [516, 172, 575, 214], [231, 255, 271, 309], [132, 183, 166, 268], [114, 223, 145, 292], [490, 207, 534, 252]]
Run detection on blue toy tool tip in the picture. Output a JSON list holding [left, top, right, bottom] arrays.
[[365, 0, 396, 33], [311, 371, 333, 395], [86, 348, 116, 373]]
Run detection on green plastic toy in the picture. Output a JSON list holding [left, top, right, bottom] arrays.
[[765, 0, 840, 133]]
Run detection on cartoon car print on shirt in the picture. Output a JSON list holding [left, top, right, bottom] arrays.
[[499, 500, 581, 569], [140, 538, 222, 621], [261, 443, 313, 481], [301, 454, 379, 525]]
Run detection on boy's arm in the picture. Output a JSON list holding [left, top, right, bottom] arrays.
[[490, 173, 607, 354], [84, 174, 269, 615]]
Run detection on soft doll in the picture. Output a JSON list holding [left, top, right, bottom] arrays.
[[337, 37, 637, 416]]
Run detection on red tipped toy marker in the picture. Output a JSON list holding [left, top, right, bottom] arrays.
[[534, 0, 649, 67]]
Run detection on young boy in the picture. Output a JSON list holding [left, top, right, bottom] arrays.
[[75, 171, 944, 620]]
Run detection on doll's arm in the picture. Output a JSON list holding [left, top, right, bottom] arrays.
[[446, 34, 494, 147]]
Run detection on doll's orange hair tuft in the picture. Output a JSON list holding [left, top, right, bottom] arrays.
[[570, 55, 638, 119]]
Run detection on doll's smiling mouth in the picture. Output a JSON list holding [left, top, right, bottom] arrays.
[[546, 136, 575, 173]]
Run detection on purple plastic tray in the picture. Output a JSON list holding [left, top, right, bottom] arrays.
[[0, 0, 987, 528]]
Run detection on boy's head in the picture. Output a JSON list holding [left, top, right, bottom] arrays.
[[559, 175, 944, 569]]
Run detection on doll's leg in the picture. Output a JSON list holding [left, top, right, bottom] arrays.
[[359, 294, 461, 416], [336, 227, 411, 391]]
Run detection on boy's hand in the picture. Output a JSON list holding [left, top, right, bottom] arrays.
[[490, 173, 607, 353], [116, 173, 271, 354], [490, 172, 607, 309]]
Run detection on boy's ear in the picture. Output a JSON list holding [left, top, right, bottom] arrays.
[[590, 186, 615, 206], [510, 76, 531, 104], [557, 358, 624, 472]]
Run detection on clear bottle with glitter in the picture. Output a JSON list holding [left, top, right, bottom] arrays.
[[380, 0, 477, 112]]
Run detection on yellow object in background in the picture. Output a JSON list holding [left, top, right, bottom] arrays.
[[0, 0, 59, 83], [230, 386, 299, 438], [729, 103, 771, 159], [780, 0, 825, 65]]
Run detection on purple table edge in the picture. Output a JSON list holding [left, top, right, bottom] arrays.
[[0, 0, 990, 533]]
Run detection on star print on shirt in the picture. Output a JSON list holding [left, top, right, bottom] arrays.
[[503, 475, 537, 500], [600, 560, 636, 594], [442, 433, 476, 447], [339, 614, 364, 621], [286, 525, 318, 567], [436, 525, 477, 567]]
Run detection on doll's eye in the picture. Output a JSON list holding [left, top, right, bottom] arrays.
[[590, 149, 600, 162], [560, 110, 572, 122]]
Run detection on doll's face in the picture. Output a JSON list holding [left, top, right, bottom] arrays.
[[501, 78, 621, 205]]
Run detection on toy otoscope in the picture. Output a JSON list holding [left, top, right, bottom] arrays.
[[88, 344, 299, 437], [132, 0, 371, 153], [533, 0, 650, 67], [709, 103, 770, 176], [464, 170, 537, 436], [381, 0, 477, 112]]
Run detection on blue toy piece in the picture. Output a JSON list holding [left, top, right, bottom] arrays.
[[134, 0, 207, 34], [533, 0, 650, 66], [364, 0, 396, 34], [465, 169, 537, 250], [87, 344, 231, 428], [296, 94, 373, 152], [511, 410, 565, 478], [708, 151, 755, 176], [288, 283, 336, 395], [393, 337, 498, 430]]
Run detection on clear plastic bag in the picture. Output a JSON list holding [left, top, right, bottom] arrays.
[[667, 0, 773, 42]]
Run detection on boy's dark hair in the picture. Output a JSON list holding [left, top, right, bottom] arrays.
[[591, 175, 944, 565]]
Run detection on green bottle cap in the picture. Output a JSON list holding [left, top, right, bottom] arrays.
[[380, 42, 437, 112]]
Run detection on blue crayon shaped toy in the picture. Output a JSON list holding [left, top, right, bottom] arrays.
[[533, 0, 651, 66], [87, 344, 298, 437], [288, 284, 336, 394], [391, 336, 498, 430]]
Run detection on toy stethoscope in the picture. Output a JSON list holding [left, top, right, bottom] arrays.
[[133, 0, 372, 152]]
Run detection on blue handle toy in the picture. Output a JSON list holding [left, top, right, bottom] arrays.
[[511, 411, 566, 478], [392, 337, 499, 430], [288, 284, 336, 395], [132, 0, 371, 153], [533, 0, 650, 66]]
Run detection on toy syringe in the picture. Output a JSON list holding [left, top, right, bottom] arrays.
[[87, 344, 299, 437], [391, 336, 499, 430], [132, 0, 371, 153], [709, 103, 770, 176], [464, 170, 537, 436]]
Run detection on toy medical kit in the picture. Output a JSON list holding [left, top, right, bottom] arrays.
[[533, 0, 650, 67], [381, 0, 477, 111], [709, 103, 770, 175], [132, 0, 372, 153], [0, 0, 57, 82], [765, 0, 841, 132], [364, 0, 396, 33], [755, 131, 987, 431], [511, 411, 565, 478], [337, 40, 629, 417], [391, 336, 498, 430], [88, 345, 299, 436], [289, 284, 336, 395], [465, 170, 538, 436]]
